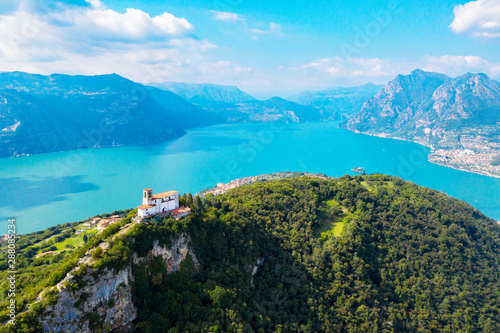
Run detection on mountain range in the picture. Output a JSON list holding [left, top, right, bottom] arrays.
[[200, 96, 325, 123], [341, 69, 500, 177], [0, 73, 325, 158], [1, 70, 500, 171], [148, 82, 327, 123], [0, 72, 191, 158], [342, 69, 500, 141], [288, 83, 382, 119], [147, 82, 256, 107]]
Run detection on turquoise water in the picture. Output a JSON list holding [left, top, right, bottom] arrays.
[[1, 121, 499, 234]]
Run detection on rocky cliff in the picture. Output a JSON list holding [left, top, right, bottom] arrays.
[[39, 267, 136, 333], [38, 233, 198, 333], [133, 234, 200, 273], [341, 69, 500, 177], [341, 69, 500, 145]]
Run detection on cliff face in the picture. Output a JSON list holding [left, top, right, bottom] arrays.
[[341, 69, 451, 139], [39, 267, 136, 333], [342, 70, 500, 144], [39, 233, 198, 333], [133, 234, 200, 273]]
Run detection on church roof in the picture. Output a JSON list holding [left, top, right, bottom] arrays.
[[137, 204, 156, 210], [152, 190, 178, 199]]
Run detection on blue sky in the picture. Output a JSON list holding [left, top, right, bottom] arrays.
[[0, 0, 499, 97]]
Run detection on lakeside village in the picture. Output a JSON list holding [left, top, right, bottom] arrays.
[[18, 189, 192, 259], [198, 172, 331, 197]]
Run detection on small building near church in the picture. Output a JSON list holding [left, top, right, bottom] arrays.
[[171, 207, 192, 220], [97, 219, 112, 231]]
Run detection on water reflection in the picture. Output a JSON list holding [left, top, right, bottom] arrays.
[[0, 175, 98, 210]]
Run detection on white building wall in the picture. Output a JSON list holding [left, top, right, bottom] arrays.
[[160, 200, 168, 213], [167, 199, 175, 211], [155, 199, 162, 214]]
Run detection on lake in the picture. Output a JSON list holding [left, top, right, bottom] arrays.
[[1, 121, 499, 234]]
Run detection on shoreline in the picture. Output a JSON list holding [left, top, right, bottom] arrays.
[[428, 158, 500, 179], [3, 123, 499, 180], [348, 130, 500, 179]]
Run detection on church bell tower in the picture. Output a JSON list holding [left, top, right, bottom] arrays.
[[143, 188, 153, 205]]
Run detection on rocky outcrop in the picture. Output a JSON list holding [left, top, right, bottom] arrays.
[[39, 267, 136, 333], [133, 233, 199, 273], [39, 234, 198, 332], [342, 70, 500, 142], [342, 69, 451, 138], [341, 70, 500, 177], [250, 258, 265, 286]]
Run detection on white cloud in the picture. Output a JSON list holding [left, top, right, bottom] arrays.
[[0, 0, 231, 85], [293, 57, 395, 80], [0, 0, 194, 54], [250, 22, 283, 36], [298, 55, 500, 81], [422, 55, 500, 77], [210, 10, 242, 22], [85, 9, 193, 40], [450, 0, 500, 37], [199, 61, 251, 75]]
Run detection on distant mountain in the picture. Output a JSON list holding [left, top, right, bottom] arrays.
[[432, 73, 500, 124], [342, 69, 500, 141], [148, 82, 256, 107], [207, 96, 324, 123], [289, 83, 382, 119], [341, 69, 500, 177], [0, 72, 189, 157], [145, 86, 223, 128], [148, 81, 323, 123], [0, 72, 335, 158]]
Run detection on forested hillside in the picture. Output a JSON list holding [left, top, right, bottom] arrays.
[[0, 72, 190, 158], [2, 175, 500, 332]]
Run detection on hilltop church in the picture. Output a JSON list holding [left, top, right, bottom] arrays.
[[137, 188, 191, 219]]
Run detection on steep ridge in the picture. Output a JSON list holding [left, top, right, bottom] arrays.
[[342, 69, 500, 177], [147, 82, 256, 107], [0, 72, 187, 158]]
